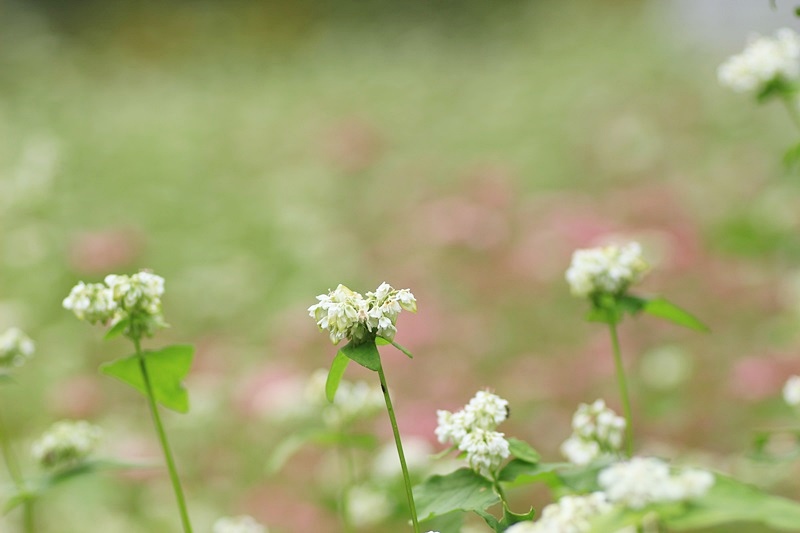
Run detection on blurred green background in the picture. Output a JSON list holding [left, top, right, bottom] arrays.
[[3, 0, 800, 531]]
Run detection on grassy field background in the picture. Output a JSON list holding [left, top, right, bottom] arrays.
[[2, 1, 800, 531]]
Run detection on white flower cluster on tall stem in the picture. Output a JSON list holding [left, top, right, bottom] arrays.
[[63, 271, 167, 337], [566, 242, 648, 298], [560, 399, 626, 466], [598, 457, 714, 509], [306, 369, 383, 426], [31, 420, 102, 470], [718, 28, 800, 93], [308, 282, 417, 344], [505, 492, 611, 533], [212, 515, 267, 533], [435, 390, 510, 477], [783, 375, 800, 407], [0, 327, 35, 369]]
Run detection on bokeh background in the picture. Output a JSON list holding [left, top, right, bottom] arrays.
[[3, 0, 800, 531]]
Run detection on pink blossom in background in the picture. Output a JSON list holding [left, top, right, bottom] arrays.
[[67, 228, 143, 274]]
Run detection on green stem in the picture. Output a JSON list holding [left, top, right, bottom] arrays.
[[492, 477, 510, 509], [133, 337, 193, 533], [607, 319, 634, 457], [0, 406, 33, 533], [376, 361, 420, 533]]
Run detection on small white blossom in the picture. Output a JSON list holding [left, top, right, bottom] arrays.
[[62, 282, 117, 324], [506, 492, 611, 533], [309, 282, 417, 344], [31, 420, 102, 469], [64, 271, 167, 337], [718, 28, 800, 93], [598, 457, 714, 509], [212, 515, 267, 533], [435, 390, 511, 476], [566, 242, 648, 298], [561, 400, 626, 465], [783, 375, 800, 406], [0, 327, 35, 369]]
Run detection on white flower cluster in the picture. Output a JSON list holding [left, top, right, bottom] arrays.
[[212, 515, 267, 533], [718, 28, 800, 93], [63, 271, 167, 337], [505, 492, 611, 533], [435, 390, 510, 476], [0, 327, 35, 369], [566, 242, 648, 298], [598, 457, 714, 509], [31, 420, 102, 470], [560, 399, 626, 466], [305, 369, 384, 426], [308, 282, 417, 344], [783, 375, 800, 406]]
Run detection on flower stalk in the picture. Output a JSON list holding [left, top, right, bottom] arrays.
[[607, 319, 633, 457]]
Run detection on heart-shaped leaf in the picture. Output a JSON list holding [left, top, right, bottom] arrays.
[[507, 438, 541, 464], [414, 468, 499, 521], [340, 339, 381, 371], [100, 344, 194, 413]]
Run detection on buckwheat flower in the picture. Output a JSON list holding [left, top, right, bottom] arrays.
[[718, 28, 800, 93], [31, 420, 102, 470], [506, 492, 611, 533], [435, 409, 472, 446], [309, 282, 417, 344], [0, 327, 35, 369], [783, 375, 800, 406], [62, 281, 117, 324], [458, 427, 510, 477], [212, 515, 267, 533], [561, 400, 625, 465], [105, 271, 167, 336], [560, 436, 601, 466], [566, 242, 648, 298], [598, 457, 714, 509], [465, 390, 509, 429]]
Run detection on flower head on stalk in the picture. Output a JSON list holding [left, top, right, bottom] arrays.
[[212, 515, 267, 533], [63, 270, 167, 338], [566, 242, 648, 300], [560, 399, 626, 466], [505, 492, 611, 533], [435, 390, 511, 477], [718, 28, 800, 94], [0, 327, 35, 369], [308, 282, 416, 344], [31, 420, 102, 470]]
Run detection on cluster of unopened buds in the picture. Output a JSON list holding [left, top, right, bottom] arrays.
[[63, 271, 167, 337], [0, 327, 35, 369], [435, 390, 510, 476], [560, 399, 626, 466], [31, 419, 102, 470], [565, 242, 648, 299], [308, 282, 416, 344]]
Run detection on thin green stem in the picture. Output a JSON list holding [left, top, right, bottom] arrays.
[[376, 361, 420, 533], [492, 477, 510, 509], [607, 319, 634, 457], [133, 337, 193, 533], [389, 340, 414, 359], [0, 405, 33, 533]]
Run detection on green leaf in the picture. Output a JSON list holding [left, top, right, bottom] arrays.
[[3, 490, 35, 514], [326, 350, 350, 403], [414, 468, 500, 521], [475, 509, 501, 531], [784, 142, 800, 171], [757, 78, 797, 103], [642, 297, 709, 332], [100, 344, 194, 413], [497, 460, 567, 488], [507, 438, 541, 464], [387, 338, 414, 359], [375, 336, 390, 346], [340, 339, 381, 371], [104, 318, 129, 340], [500, 503, 535, 528]]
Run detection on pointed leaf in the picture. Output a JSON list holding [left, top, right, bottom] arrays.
[[375, 336, 391, 346], [475, 509, 501, 531], [100, 344, 194, 413], [642, 297, 709, 332], [340, 339, 381, 371], [414, 468, 500, 521], [498, 460, 567, 488], [507, 438, 541, 464], [500, 503, 535, 527], [104, 318, 129, 340], [326, 350, 350, 403]]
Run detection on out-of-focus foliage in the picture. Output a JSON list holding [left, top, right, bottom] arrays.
[[2, 0, 800, 531]]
